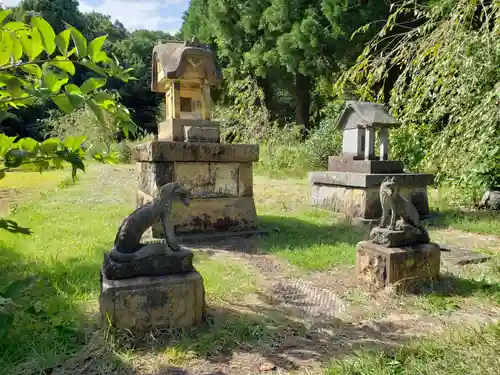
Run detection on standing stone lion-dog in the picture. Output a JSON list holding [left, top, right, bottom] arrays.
[[378, 176, 423, 231]]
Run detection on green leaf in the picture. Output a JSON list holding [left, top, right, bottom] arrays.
[[0, 170, 5, 180], [51, 93, 73, 114], [67, 93, 86, 109], [88, 35, 107, 62], [0, 312, 14, 338], [49, 57, 75, 75], [63, 135, 86, 151], [42, 70, 68, 93], [0, 30, 13, 66], [3, 22, 28, 32], [31, 17, 56, 55], [55, 29, 71, 56], [18, 137, 38, 151], [0, 133, 16, 154], [80, 59, 107, 76], [64, 84, 81, 94], [9, 33, 23, 61], [87, 98, 106, 124], [30, 27, 44, 61], [40, 138, 59, 154], [20, 64, 42, 79], [69, 26, 87, 58], [19, 33, 33, 61], [4, 149, 26, 168], [0, 111, 16, 125], [80, 77, 106, 94], [0, 10, 12, 25], [3, 276, 37, 299]]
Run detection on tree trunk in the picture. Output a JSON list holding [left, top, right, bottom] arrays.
[[295, 72, 310, 128]]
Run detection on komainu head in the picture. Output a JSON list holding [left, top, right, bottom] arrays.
[[158, 182, 191, 207], [380, 176, 397, 196]]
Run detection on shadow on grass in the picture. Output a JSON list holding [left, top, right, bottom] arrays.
[[52, 288, 407, 375], [425, 208, 500, 236], [410, 273, 500, 298], [0, 242, 103, 375], [257, 215, 369, 253], [0, 219, 33, 235]]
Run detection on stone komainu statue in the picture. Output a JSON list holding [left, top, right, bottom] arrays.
[[110, 181, 191, 263], [379, 176, 423, 231]]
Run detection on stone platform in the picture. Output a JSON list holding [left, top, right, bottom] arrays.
[[133, 141, 259, 236], [356, 240, 441, 289], [99, 270, 205, 331], [102, 244, 194, 280], [310, 171, 434, 220]]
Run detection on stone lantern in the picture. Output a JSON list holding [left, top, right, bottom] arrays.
[[151, 40, 222, 142], [309, 101, 434, 221], [132, 41, 260, 238]]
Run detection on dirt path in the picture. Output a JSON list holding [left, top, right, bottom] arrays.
[[51, 165, 500, 375]]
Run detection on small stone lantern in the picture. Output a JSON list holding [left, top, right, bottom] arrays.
[[151, 40, 222, 142], [309, 100, 434, 221], [337, 101, 399, 161]]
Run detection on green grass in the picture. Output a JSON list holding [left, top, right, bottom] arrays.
[[325, 322, 500, 375], [1, 164, 500, 374], [427, 187, 500, 236], [257, 210, 367, 270]]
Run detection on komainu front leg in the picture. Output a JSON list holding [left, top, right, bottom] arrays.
[[380, 206, 388, 227], [162, 215, 181, 251], [388, 206, 397, 230]]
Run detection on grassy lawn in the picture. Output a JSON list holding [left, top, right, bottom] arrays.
[[0, 164, 499, 375]]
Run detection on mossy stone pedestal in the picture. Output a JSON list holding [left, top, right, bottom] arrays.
[[99, 247, 205, 332], [356, 240, 441, 290]]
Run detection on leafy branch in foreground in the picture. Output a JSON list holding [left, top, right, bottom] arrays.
[[0, 8, 138, 180]]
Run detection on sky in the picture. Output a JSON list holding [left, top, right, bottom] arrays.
[[0, 0, 190, 33]]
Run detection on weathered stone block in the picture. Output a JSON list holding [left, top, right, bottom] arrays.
[[309, 171, 434, 188], [238, 162, 253, 196], [158, 119, 221, 142], [133, 141, 259, 163], [136, 194, 258, 234], [328, 157, 404, 174], [184, 125, 220, 143], [102, 245, 194, 280], [311, 184, 430, 220], [212, 163, 239, 197], [100, 270, 205, 331], [138, 161, 253, 198], [356, 240, 441, 289], [174, 162, 212, 195], [137, 162, 175, 196], [370, 227, 430, 248]]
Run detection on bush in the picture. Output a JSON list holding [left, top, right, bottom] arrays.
[[302, 101, 344, 170]]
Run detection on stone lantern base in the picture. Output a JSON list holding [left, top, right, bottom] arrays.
[[133, 140, 260, 236], [309, 156, 434, 221]]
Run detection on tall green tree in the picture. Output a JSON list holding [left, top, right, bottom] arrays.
[[18, 0, 85, 33], [335, 0, 500, 199]]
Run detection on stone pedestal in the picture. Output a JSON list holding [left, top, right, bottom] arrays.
[[99, 270, 205, 331], [133, 141, 259, 236], [309, 157, 433, 220], [356, 240, 441, 289]]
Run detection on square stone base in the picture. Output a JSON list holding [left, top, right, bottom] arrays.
[[99, 270, 205, 332], [356, 241, 441, 289], [309, 171, 433, 220]]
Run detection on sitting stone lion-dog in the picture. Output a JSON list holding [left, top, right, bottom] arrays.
[[110, 182, 191, 262], [379, 176, 423, 231]]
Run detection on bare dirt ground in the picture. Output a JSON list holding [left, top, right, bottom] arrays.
[[20, 165, 500, 375]]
